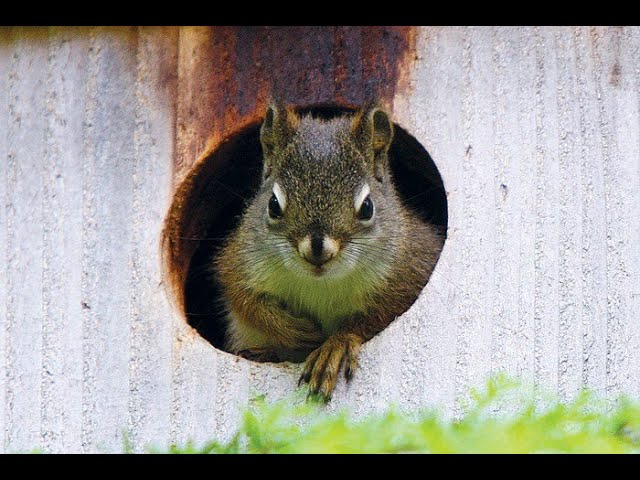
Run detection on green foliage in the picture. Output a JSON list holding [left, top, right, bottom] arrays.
[[159, 376, 640, 454]]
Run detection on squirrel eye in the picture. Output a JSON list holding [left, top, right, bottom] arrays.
[[357, 195, 374, 221], [268, 193, 283, 219]]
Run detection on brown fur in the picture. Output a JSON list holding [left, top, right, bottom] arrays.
[[214, 102, 443, 400]]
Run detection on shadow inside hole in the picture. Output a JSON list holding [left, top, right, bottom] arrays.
[[180, 104, 448, 352]]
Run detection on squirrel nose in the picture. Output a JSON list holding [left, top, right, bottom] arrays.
[[298, 234, 339, 266]]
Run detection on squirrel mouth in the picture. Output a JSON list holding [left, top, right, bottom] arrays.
[[299, 259, 332, 277], [297, 250, 344, 277]]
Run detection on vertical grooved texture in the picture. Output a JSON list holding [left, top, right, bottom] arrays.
[[0, 27, 10, 452], [1, 26, 640, 452], [80, 27, 138, 453], [5, 27, 47, 452], [127, 26, 177, 453], [533, 26, 561, 396], [41, 26, 90, 453]]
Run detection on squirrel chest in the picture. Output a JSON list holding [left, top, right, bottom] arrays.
[[255, 264, 374, 336]]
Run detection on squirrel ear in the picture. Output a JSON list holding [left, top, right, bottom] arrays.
[[260, 101, 299, 157], [351, 105, 394, 180]]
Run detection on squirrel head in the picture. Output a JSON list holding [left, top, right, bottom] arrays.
[[248, 101, 400, 280]]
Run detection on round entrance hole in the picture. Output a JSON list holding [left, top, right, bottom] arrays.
[[161, 104, 448, 357]]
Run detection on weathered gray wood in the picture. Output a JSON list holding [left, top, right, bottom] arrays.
[[126, 26, 177, 453], [0, 27, 10, 451], [629, 27, 640, 400], [555, 26, 584, 402], [393, 25, 640, 413], [395, 26, 464, 414], [573, 27, 609, 395], [40, 27, 90, 453], [458, 25, 499, 409], [533, 25, 563, 397], [80, 27, 138, 453], [1, 26, 640, 452], [595, 26, 640, 400], [4, 27, 48, 453]]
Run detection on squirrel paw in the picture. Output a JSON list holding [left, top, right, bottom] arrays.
[[298, 333, 362, 402], [237, 348, 280, 363]]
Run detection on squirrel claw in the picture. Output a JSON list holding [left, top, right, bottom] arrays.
[[298, 347, 321, 387], [299, 333, 361, 402], [345, 366, 353, 382]]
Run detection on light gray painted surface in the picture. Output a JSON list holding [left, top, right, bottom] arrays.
[[1, 26, 639, 452]]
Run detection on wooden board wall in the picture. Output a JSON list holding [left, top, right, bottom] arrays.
[[0, 26, 639, 452]]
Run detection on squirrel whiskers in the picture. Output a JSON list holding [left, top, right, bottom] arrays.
[[214, 101, 443, 400]]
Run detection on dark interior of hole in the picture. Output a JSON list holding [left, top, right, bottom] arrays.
[[183, 105, 448, 350]]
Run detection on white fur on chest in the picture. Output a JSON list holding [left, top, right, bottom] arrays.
[[244, 240, 391, 336], [261, 267, 369, 335]]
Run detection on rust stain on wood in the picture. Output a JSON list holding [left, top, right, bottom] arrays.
[[173, 26, 417, 179]]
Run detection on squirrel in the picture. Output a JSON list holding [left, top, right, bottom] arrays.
[[214, 101, 443, 400]]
